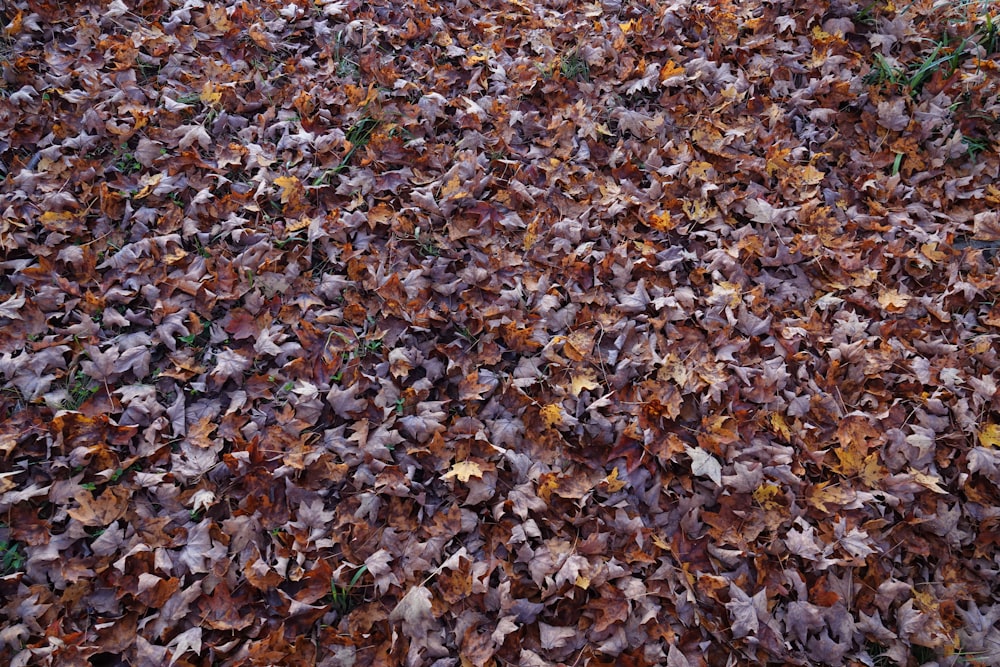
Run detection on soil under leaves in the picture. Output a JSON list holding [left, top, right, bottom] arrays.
[[2, 0, 1000, 665]]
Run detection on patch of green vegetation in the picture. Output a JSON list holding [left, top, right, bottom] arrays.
[[864, 641, 892, 667], [136, 57, 159, 79], [273, 233, 305, 249], [178, 320, 211, 348], [357, 338, 383, 358], [1, 538, 26, 575], [64, 370, 98, 410], [332, 32, 359, 79], [864, 2, 1000, 96], [559, 49, 590, 81], [112, 147, 142, 175], [962, 134, 990, 161], [109, 465, 141, 483], [345, 117, 379, 153], [891, 152, 904, 176]]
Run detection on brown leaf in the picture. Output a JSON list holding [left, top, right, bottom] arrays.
[[68, 486, 130, 526]]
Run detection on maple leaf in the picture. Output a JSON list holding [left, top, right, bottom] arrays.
[[784, 519, 823, 561], [442, 460, 484, 483], [167, 627, 202, 666], [389, 586, 448, 661], [538, 622, 577, 650], [67, 487, 130, 526], [726, 583, 763, 639], [210, 349, 251, 384]]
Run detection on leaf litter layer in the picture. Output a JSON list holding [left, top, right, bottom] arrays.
[[1, 0, 1000, 665]]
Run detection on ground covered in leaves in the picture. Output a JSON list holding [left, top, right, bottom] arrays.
[[2, 0, 1000, 665]]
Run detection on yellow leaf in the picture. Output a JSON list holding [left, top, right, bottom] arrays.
[[39, 211, 76, 230], [752, 483, 782, 510], [686, 161, 714, 181], [710, 281, 742, 308], [603, 467, 627, 492], [164, 248, 188, 265], [439, 172, 470, 202], [570, 371, 600, 396], [920, 242, 948, 262], [811, 25, 833, 41], [618, 19, 638, 33], [523, 217, 539, 250], [832, 446, 865, 476], [770, 412, 791, 440], [540, 403, 563, 428], [442, 460, 484, 483], [766, 147, 793, 176], [806, 482, 856, 513], [681, 198, 715, 222], [978, 423, 1000, 448], [200, 81, 222, 106], [563, 328, 595, 361], [851, 267, 878, 288], [273, 175, 302, 203], [860, 453, 887, 489]]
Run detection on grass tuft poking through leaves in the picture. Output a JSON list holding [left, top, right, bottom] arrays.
[[313, 116, 380, 185], [864, 0, 1000, 95], [63, 370, 99, 410], [329, 564, 368, 614], [559, 48, 590, 81]]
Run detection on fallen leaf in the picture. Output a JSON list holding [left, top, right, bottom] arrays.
[[443, 460, 484, 483], [686, 446, 722, 486]]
